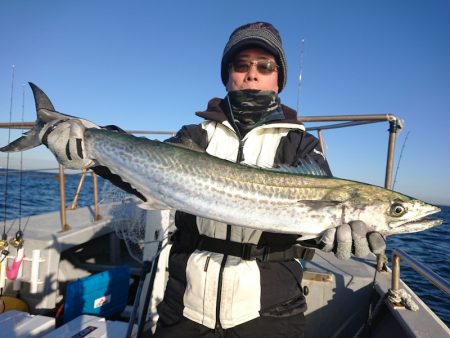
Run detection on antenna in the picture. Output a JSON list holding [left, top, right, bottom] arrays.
[[296, 37, 305, 115]]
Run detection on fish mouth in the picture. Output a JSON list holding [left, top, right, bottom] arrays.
[[399, 217, 443, 228], [388, 213, 442, 236], [386, 217, 443, 236], [387, 206, 442, 235]]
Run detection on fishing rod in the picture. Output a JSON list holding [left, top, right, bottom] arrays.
[[6, 84, 27, 284], [18, 85, 26, 232], [296, 37, 305, 115], [1, 66, 15, 255], [5, 83, 27, 297], [392, 131, 410, 190], [1, 70, 27, 297], [1, 66, 15, 296]]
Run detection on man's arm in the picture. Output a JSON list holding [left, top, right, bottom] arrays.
[[274, 129, 332, 176], [165, 124, 209, 150]]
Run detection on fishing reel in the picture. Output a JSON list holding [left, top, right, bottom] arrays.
[[0, 233, 9, 258], [9, 231, 24, 249]]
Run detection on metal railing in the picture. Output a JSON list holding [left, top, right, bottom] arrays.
[[0, 113, 403, 232], [300, 113, 403, 189], [391, 249, 450, 296]]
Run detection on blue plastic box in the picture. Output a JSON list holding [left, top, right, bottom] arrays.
[[64, 265, 131, 323]]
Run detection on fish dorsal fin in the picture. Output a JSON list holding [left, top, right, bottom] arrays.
[[268, 158, 328, 177], [29, 82, 55, 111], [166, 139, 206, 153]]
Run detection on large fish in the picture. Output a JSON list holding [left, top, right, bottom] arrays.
[[1, 83, 442, 239]]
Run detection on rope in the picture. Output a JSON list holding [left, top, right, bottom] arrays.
[[376, 253, 387, 272], [352, 293, 388, 338], [388, 288, 419, 311]]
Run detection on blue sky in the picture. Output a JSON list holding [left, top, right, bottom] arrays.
[[1, 0, 449, 205]]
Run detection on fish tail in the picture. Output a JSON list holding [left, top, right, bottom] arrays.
[[0, 83, 66, 152]]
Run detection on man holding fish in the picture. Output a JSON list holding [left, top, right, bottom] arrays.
[[48, 22, 387, 338], [4, 22, 421, 338]]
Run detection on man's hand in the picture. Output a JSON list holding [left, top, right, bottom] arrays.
[[39, 118, 98, 169], [320, 221, 386, 260]]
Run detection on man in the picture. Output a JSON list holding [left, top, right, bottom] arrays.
[[153, 23, 329, 337], [41, 22, 385, 338]]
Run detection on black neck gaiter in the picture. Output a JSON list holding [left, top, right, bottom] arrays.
[[226, 90, 285, 137]]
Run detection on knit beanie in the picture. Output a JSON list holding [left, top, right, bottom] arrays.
[[221, 22, 287, 92]]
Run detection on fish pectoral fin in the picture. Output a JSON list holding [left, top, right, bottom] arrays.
[[137, 200, 173, 211]]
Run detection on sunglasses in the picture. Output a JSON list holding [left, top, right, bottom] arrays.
[[229, 59, 278, 75]]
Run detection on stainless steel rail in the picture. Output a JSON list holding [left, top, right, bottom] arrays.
[[392, 249, 450, 296], [297, 114, 404, 190]]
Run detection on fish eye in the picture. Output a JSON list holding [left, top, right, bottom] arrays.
[[390, 202, 407, 217]]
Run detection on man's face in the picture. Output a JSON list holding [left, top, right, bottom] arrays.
[[226, 48, 279, 92]]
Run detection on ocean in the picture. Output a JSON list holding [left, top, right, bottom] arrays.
[[0, 169, 449, 327]]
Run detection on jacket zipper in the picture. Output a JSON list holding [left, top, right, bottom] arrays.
[[215, 224, 231, 332], [237, 140, 244, 164], [214, 126, 243, 332]]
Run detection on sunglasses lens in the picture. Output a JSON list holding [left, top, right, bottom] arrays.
[[231, 60, 278, 74], [257, 60, 276, 74], [232, 61, 251, 73]]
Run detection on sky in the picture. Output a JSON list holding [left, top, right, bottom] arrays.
[[0, 0, 449, 205]]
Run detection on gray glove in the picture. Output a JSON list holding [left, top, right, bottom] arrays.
[[39, 118, 98, 169], [320, 221, 386, 260]]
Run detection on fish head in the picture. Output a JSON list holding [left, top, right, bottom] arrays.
[[368, 196, 442, 236]]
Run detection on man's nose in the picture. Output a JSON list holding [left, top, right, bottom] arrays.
[[246, 63, 259, 81]]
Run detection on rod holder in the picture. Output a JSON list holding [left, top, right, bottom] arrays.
[[68, 169, 88, 210], [58, 164, 71, 232]]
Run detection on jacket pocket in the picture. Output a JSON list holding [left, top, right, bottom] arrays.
[[259, 295, 306, 317]]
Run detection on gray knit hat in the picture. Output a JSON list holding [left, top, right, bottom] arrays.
[[221, 22, 287, 92]]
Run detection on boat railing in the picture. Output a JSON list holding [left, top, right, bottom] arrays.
[[56, 166, 101, 231], [391, 249, 450, 298], [1, 114, 402, 233]]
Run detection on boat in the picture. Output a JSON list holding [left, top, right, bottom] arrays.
[[0, 114, 448, 337]]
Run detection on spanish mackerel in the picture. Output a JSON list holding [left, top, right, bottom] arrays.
[[1, 83, 442, 239]]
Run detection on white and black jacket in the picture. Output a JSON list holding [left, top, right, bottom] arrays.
[[152, 97, 332, 330]]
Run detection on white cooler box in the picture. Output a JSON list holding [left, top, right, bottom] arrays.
[[43, 315, 136, 338], [0, 310, 55, 337]]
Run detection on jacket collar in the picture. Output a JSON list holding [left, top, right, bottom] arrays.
[[195, 97, 304, 127]]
